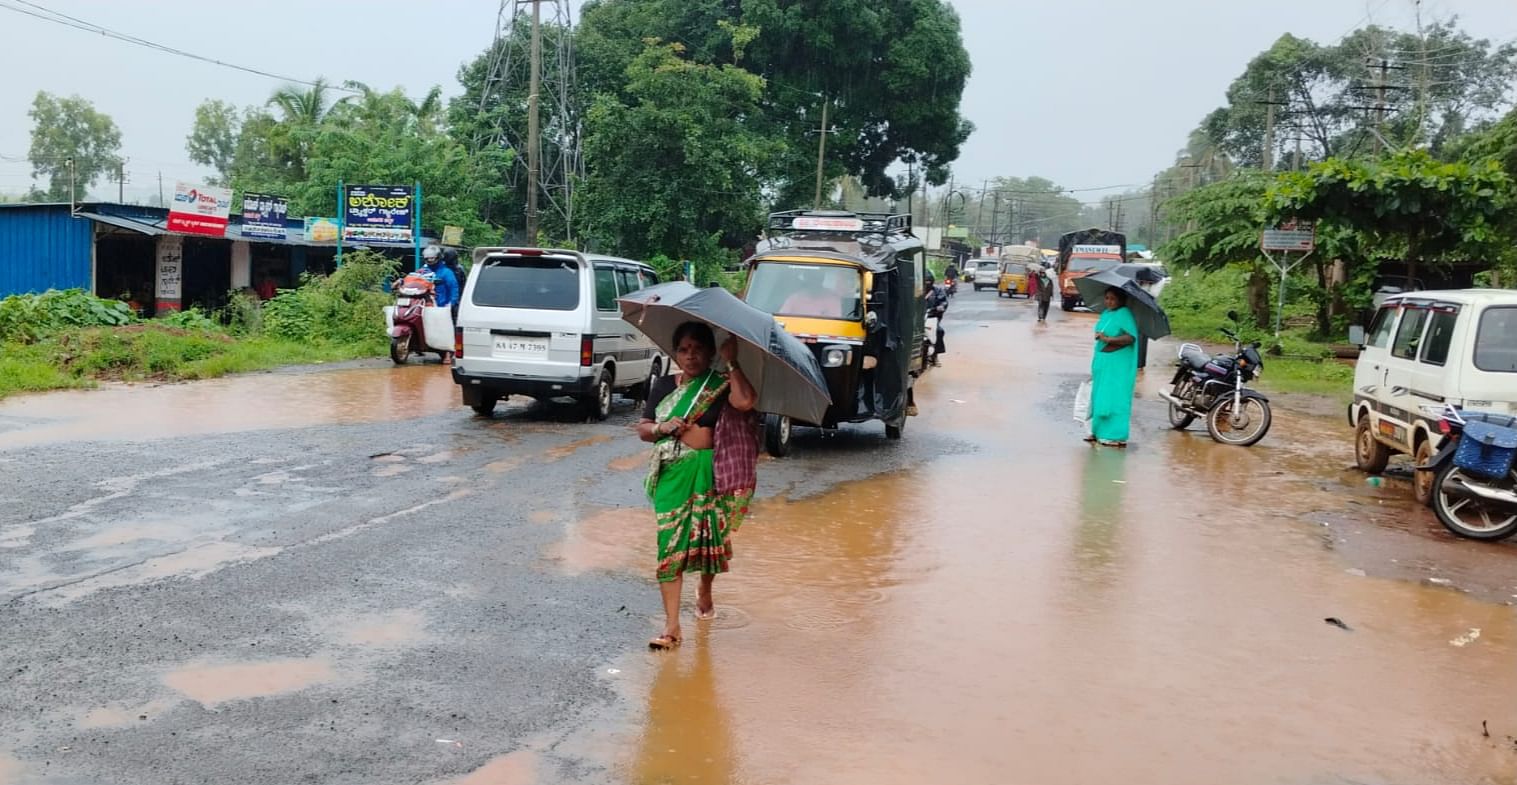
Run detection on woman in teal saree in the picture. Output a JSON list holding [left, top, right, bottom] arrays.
[[638, 322, 758, 650], [1087, 287, 1139, 447]]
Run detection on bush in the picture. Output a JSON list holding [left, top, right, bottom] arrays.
[[157, 307, 220, 331], [0, 289, 134, 344], [220, 289, 264, 336], [263, 250, 397, 345]]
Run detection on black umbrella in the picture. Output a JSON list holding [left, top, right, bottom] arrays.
[[1111, 263, 1164, 285], [1073, 269, 1172, 339], [617, 282, 831, 424]]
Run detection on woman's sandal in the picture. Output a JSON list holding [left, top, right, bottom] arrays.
[[1099, 440, 1128, 448], [648, 634, 682, 650]]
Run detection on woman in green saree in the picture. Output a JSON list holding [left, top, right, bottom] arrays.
[[638, 322, 757, 650], [1087, 287, 1139, 448]]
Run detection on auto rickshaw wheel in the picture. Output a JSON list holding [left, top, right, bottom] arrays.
[[764, 413, 793, 457], [885, 420, 904, 440]]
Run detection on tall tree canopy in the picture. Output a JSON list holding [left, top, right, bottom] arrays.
[[577, 0, 973, 204], [27, 91, 123, 201]]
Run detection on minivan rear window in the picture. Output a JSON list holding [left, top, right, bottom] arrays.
[[1474, 306, 1517, 373], [1419, 309, 1459, 366], [472, 256, 580, 310]]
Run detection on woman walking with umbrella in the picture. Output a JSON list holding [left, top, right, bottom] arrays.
[[638, 322, 758, 650], [1087, 287, 1140, 447]]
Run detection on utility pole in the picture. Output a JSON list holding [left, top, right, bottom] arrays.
[[812, 97, 830, 209], [67, 156, 76, 213], [116, 159, 127, 203], [1262, 87, 1276, 171], [524, 0, 543, 244], [157, 171, 165, 207], [975, 180, 988, 241]]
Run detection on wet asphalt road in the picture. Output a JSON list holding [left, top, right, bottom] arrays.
[[0, 324, 971, 785], [3, 288, 1515, 785]]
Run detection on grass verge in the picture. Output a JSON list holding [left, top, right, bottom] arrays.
[[0, 325, 384, 400]]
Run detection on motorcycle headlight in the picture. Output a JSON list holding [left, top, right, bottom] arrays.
[[822, 346, 851, 368]]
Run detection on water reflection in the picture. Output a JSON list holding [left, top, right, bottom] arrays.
[[1072, 447, 1128, 577], [629, 637, 735, 785]]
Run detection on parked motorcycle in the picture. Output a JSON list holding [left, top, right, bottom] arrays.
[[386, 272, 451, 365], [1160, 310, 1272, 447], [1422, 404, 1517, 541]]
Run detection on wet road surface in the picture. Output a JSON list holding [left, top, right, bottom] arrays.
[[1, 289, 1514, 785]]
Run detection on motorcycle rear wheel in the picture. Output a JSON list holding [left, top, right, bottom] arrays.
[[1432, 463, 1517, 541], [1168, 402, 1196, 431], [389, 336, 411, 365], [1205, 396, 1271, 447]]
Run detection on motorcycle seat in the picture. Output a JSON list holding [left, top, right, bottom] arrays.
[[1180, 347, 1212, 370]]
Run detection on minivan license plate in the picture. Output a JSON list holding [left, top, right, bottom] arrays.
[[492, 337, 549, 358]]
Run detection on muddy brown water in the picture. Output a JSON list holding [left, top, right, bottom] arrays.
[[556, 300, 1517, 785], [2, 297, 1513, 785]]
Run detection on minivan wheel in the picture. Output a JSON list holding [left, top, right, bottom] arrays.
[[1355, 416, 1391, 474], [1061, 298, 1076, 312], [764, 413, 792, 457], [1413, 439, 1436, 507], [471, 396, 499, 417], [585, 373, 613, 421]]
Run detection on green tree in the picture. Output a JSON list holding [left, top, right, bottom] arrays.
[[1270, 150, 1515, 285], [577, 0, 973, 202], [578, 41, 779, 270], [185, 100, 242, 185], [26, 91, 123, 201], [1160, 173, 1276, 328]]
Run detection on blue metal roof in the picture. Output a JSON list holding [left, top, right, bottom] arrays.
[[0, 204, 93, 297]]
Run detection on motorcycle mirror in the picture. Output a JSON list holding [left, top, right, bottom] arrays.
[[865, 311, 879, 330], [1225, 309, 1239, 322]]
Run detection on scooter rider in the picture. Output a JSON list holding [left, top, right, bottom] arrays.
[[423, 245, 459, 312]]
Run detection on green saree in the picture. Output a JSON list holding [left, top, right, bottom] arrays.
[[645, 370, 751, 583], [1090, 305, 1139, 443]]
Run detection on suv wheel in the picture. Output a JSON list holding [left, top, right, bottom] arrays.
[[1354, 415, 1391, 474], [584, 372, 613, 421]]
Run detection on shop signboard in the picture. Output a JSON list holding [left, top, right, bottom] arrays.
[[167, 181, 233, 237], [343, 184, 414, 243], [241, 192, 288, 240], [304, 217, 339, 243]]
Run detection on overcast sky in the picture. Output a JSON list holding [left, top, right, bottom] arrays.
[[2, 0, 1514, 205]]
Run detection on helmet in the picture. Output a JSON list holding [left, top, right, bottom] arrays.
[[442, 248, 459, 265], [422, 244, 442, 262], [925, 272, 936, 284]]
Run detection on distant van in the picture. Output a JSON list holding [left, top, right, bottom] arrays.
[[1349, 289, 1517, 504], [452, 248, 663, 419]]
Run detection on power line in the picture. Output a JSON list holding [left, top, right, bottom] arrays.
[[0, 0, 358, 93]]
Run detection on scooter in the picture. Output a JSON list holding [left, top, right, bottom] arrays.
[[1422, 404, 1517, 541], [387, 272, 451, 365], [1159, 310, 1272, 447]]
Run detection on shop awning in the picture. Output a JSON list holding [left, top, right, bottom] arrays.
[[78, 211, 166, 236]]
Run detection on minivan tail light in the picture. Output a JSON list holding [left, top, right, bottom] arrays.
[[580, 336, 593, 367], [454, 327, 464, 358]]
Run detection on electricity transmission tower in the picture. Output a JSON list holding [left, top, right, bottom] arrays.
[[475, 0, 580, 243]]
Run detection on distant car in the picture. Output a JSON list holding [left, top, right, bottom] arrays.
[[966, 259, 998, 290]]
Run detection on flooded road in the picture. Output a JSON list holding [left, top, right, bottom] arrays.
[[1, 290, 1513, 785]]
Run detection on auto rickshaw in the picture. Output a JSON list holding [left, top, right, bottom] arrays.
[[742, 210, 928, 456], [996, 245, 1042, 298]]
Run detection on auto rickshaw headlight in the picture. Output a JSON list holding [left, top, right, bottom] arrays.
[[822, 346, 851, 368]]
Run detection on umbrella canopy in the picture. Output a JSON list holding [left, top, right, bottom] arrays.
[[1110, 263, 1163, 285], [618, 282, 831, 424], [1073, 270, 1172, 339]]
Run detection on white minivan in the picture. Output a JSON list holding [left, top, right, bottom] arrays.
[[1349, 289, 1517, 504], [452, 247, 664, 419]]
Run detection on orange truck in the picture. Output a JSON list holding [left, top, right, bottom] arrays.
[[1056, 229, 1127, 312]]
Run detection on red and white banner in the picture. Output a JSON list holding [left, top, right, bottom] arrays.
[[167, 181, 232, 237]]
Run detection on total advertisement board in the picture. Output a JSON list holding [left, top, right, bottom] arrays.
[[168, 181, 233, 237], [343, 185, 414, 243]]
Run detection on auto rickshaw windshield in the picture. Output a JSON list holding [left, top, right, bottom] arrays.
[[747, 264, 864, 320]]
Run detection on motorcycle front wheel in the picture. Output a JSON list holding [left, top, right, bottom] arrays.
[[1432, 463, 1517, 541], [1205, 395, 1271, 447], [389, 336, 411, 365]]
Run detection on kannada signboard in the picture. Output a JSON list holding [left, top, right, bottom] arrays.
[[155, 235, 183, 304], [241, 193, 288, 240], [343, 184, 414, 243], [1261, 221, 1316, 252], [303, 217, 339, 243], [167, 181, 232, 237]]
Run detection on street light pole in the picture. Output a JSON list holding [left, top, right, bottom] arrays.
[[812, 96, 829, 209]]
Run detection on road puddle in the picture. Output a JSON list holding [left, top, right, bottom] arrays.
[[336, 609, 428, 646], [76, 699, 176, 729], [607, 451, 646, 472], [543, 434, 614, 462], [162, 657, 336, 706], [446, 749, 537, 785], [579, 311, 1517, 785], [0, 365, 457, 449]]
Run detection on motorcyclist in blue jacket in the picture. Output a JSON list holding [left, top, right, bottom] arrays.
[[423, 245, 458, 309]]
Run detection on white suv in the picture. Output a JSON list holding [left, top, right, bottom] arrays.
[[452, 248, 663, 419], [1349, 289, 1517, 504]]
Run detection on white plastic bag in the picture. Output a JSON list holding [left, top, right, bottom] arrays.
[[421, 306, 455, 353], [1073, 380, 1092, 424]]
